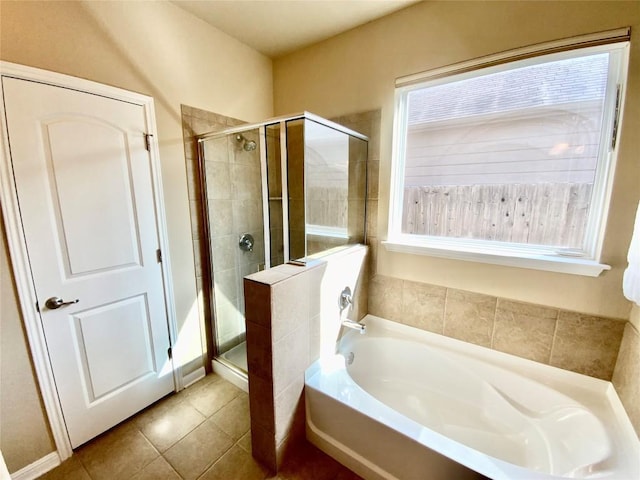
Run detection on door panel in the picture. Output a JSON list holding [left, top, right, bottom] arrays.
[[2, 77, 174, 447], [74, 294, 154, 401], [45, 119, 142, 275]]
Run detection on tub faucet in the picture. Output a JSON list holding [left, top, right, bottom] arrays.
[[342, 318, 366, 334], [339, 286, 366, 334]]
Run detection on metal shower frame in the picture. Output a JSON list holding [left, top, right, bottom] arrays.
[[195, 111, 368, 371]]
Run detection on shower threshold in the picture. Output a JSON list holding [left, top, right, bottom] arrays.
[[213, 341, 248, 392]]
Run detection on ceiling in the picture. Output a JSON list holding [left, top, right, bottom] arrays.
[[170, 0, 420, 58]]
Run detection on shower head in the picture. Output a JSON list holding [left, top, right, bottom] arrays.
[[236, 133, 257, 152]]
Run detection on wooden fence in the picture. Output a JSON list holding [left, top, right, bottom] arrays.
[[402, 183, 592, 248]]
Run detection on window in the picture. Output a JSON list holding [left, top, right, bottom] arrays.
[[387, 33, 630, 276]]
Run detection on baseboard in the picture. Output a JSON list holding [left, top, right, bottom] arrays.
[[10, 452, 60, 480], [182, 366, 206, 389]]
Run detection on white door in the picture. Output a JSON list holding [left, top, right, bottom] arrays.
[[2, 77, 174, 448]]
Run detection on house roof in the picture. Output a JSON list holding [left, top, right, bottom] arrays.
[[408, 53, 609, 126]]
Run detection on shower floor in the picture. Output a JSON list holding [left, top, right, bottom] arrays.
[[220, 341, 248, 373]]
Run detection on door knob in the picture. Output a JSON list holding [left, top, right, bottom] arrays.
[[45, 297, 79, 310]]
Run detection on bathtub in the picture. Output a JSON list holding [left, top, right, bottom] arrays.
[[305, 315, 640, 480]]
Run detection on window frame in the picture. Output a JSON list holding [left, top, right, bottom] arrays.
[[386, 38, 630, 277]]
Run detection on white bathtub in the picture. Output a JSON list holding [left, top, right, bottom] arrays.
[[305, 315, 640, 480]]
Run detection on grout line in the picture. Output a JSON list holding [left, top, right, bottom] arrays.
[[399, 279, 406, 320], [548, 310, 561, 365], [135, 377, 226, 455], [75, 452, 92, 480], [136, 433, 163, 478], [192, 436, 239, 480], [489, 297, 498, 349], [161, 457, 183, 480], [442, 288, 449, 336], [159, 378, 247, 479], [627, 320, 640, 336]]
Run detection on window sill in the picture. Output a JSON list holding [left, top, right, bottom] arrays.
[[382, 238, 610, 277]]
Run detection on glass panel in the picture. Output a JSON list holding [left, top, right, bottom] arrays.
[[265, 123, 284, 267], [202, 127, 264, 372], [286, 119, 306, 261], [347, 135, 368, 243], [304, 119, 367, 259], [403, 53, 609, 249]]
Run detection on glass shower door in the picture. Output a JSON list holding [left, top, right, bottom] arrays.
[[201, 128, 265, 373]]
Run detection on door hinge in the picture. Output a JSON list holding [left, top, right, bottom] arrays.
[[167, 347, 173, 360], [156, 248, 162, 263], [144, 133, 153, 152], [611, 84, 622, 150]]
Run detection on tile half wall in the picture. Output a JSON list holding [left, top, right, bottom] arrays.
[[368, 274, 626, 381]]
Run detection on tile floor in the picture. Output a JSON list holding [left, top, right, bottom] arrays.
[[39, 374, 362, 480]]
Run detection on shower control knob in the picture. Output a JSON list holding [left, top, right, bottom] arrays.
[[239, 233, 254, 252]]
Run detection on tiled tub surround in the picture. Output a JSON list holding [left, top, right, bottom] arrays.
[[244, 245, 368, 471], [368, 274, 626, 381], [612, 304, 640, 437]]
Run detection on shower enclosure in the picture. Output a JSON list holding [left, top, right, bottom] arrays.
[[197, 113, 368, 382]]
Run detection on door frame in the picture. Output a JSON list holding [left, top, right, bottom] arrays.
[[0, 61, 180, 461]]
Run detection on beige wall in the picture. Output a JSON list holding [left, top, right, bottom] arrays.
[[0, 0, 272, 472], [0, 216, 55, 473], [273, 0, 640, 319]]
